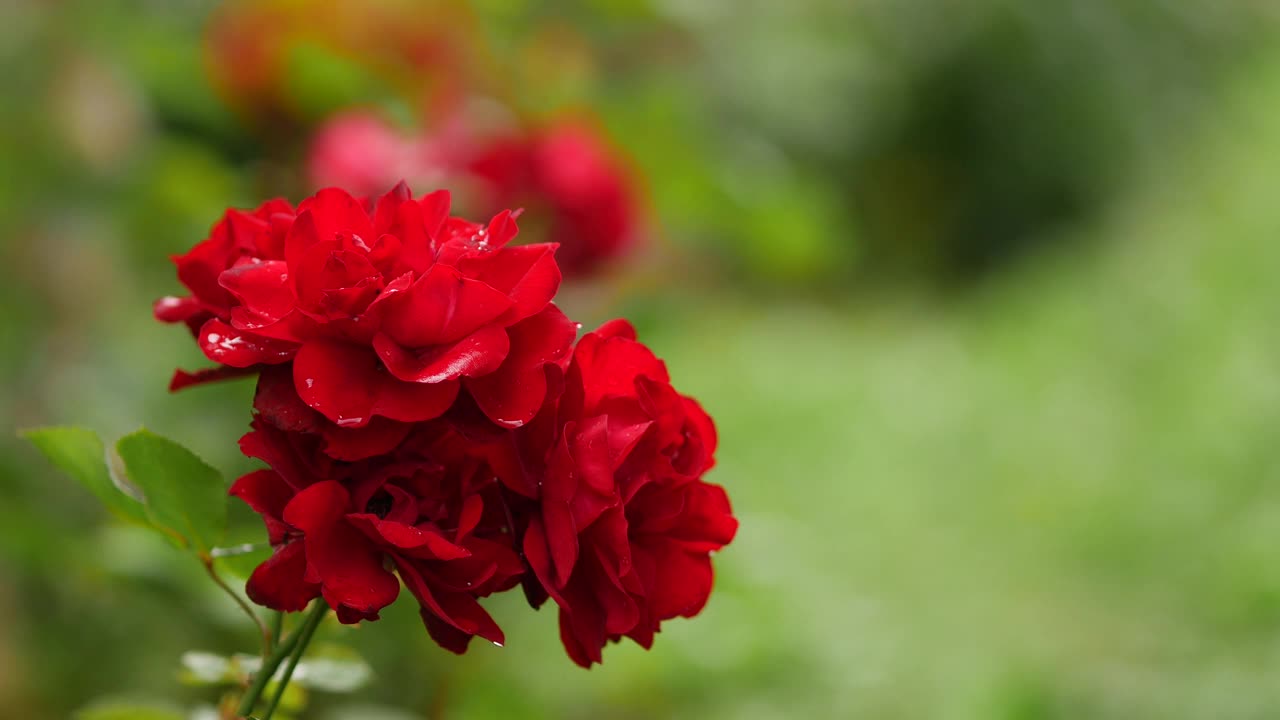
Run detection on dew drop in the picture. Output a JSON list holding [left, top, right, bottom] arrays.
[[206, 333, 221, 343]]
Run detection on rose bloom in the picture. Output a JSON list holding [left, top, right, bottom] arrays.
[[307, 110, 449, 198], [468, 121, 640, 276], [155, 182, 576, 432], [230, 377, 523, 651], [500, 320, 737, 667]]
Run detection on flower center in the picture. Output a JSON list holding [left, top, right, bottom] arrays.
[[364, 490, 394, 519]]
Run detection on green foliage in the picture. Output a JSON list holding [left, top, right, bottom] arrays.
[[22, 427, 150, 526], [115, 429, 227, 555]]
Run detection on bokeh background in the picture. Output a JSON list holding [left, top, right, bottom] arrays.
[[6, 0, 1280, 718]]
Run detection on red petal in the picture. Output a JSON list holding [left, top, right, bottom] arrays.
[[318, 418, 413, 461], [373, 325, 510, 384], [464, 305, 576, 428], [294, 244, 382, 317], [638, 539, 714, 620], [253, 364, 320, 433], [595, 318, 636, 340], [418, 190, 451, 240], [294, 340, 459, 426], [153, 295, 205, 323], [347, 515, 471, 560], [522, 517, 566, 607], [229, 469, 293, 523], [296, 188, 374, 248], [245, 541, 319, 612], [395, 557, 505, 648], [168, 365, 255, 392], [199, 318, 297, 367], [558, 604, 596, 666], [486, 209, 520, 249], [458, 243, 561, 323], [219, 260, 294, 325], [571, 326, 668, 413], [284, 481, 400, 621], [378, 264, 513, 348]]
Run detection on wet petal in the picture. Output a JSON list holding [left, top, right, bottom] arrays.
[[294, 340, 459, 426], [219, 260, 294, 325], [457, 243, 561, 323], [464, 305, 576, 427], [372, 325, 510, 384], [199, 318, 297, 367], [378, 264, 513, 348]]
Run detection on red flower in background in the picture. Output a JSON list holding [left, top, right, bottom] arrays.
[[156, 182, 574, 431], [304, 118, 640, 278], [308, 111, 448, 198], [505, 320, 737, 667], [468, 122, 640, 276]]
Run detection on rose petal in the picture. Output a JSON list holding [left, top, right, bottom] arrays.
[[294, 340, 459, 426], [199, 318, 297, 367], [373, 325, 510, 384], [284, 481, 400, 622], [464, 304, 576, 428], [245, 541, 319, 612], [168, 365, 256, 392], [347, 514, 471, 561], [457, 243, 561, 323], [219, 260, 294, 325], [296, 187, 374, 248], [379, 264, 513, 348]]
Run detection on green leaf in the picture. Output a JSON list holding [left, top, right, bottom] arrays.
[[73, 698, 185, 720], [116, 429, 227, 555], [22, 426, 150, 526], [179, 651, 234, 686]]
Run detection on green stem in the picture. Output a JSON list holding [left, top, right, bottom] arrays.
[[269, 611, 283, 650], [202, 556, 272, 659], [236, 601, 327, 718], [259, 602, 326, 720]]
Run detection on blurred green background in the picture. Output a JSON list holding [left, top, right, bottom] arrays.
[[6, 0, 1280, 717]]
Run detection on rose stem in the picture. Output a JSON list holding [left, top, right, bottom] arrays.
[[258, 600, 328, 720], [202, 555, 273, 657], [236, 600, 327, 718]]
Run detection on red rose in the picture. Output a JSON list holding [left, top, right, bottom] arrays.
[[230, 407, 523, 652], [157, 182, 575, 430], [307, 111, 447, 198], [511, 320, 737, 667], [468, 122, 640, 276]]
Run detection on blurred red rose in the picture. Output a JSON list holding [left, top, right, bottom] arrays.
[[307, 110, 448, 198], [468, 122, 640, 276]]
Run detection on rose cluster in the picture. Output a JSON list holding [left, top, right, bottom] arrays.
[[155, 182, 734, 666]]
